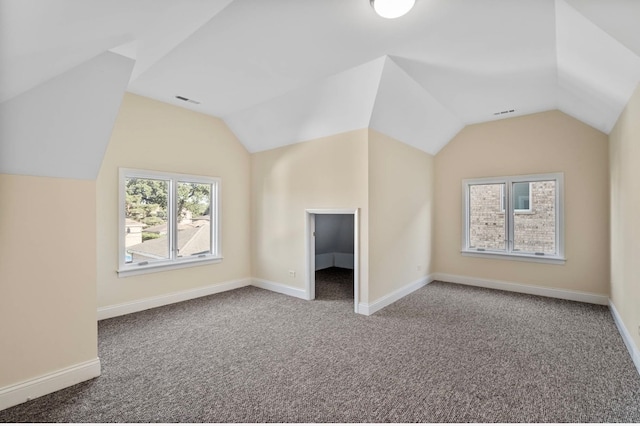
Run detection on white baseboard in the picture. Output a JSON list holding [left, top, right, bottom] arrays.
[[358, 275, 433, 316], [315, 253, 334, 271], [609, 300, 640, 377], [251, 278, 308, 300], [0, 358, 101, 411], [97, 278, 252, 320], [315, 252, 354, 271], [334, 253, 354, 269], [432, 273, 609, 305]]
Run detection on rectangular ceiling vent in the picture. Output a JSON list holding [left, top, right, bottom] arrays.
[[175, 95, 201, 105], [493, 109, 515, 116]]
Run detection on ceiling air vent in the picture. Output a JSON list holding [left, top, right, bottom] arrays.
[[493, 109, 515, 116], [175, 95, 201, 105]]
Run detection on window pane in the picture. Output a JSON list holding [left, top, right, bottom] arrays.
[[176, 182, 212, 257], [469, 183, 506, 251], [513, 182, 530, 210], [513, 180, 556, 254], [124, 178, 170, 263]]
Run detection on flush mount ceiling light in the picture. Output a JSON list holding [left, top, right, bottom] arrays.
[[370, 0, 415, 19]]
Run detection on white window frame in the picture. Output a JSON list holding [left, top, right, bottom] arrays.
[[500, 182, 532, 213], [462, 173, 565, 264], [513, 181, 533, 214], [118, 168, 222, 277]]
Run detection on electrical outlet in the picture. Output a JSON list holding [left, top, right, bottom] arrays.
[[289, 270, 296, 277]]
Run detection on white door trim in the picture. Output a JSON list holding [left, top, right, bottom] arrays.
[[305, 209, 360, 313]]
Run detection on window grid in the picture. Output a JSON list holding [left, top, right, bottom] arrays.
[[118, 168, 221, 277], [462, 173, 564, 264]]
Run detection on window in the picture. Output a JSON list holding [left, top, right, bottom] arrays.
[[118, 169, 221, 277], [499, 182, 531, 213], [462, 173, 564, 264], [513, 182, 532, 213]]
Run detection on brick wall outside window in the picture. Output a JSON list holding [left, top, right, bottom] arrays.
[[469, 181, 556, 253], [469, 184, 505, 250]]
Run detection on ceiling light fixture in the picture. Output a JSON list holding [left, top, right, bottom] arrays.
[[370, 0, 415, 19]]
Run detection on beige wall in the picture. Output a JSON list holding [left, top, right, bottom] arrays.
[[368, 130, 435, 302], [97, 93, 251, 308], [609, 83, 640, 352], [0, 174, 97, 388], [251, 130, 370, 301], [434, 110, 609, 295]]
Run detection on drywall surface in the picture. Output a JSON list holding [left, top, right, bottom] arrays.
[[609, 83, 640, 353], [0, 51, 133, 179], [96, 93, 251, 308], [251, 130, 370, 301], [315, 214, 355, 255], [0, 174, 97, 388], [434, 110, 609, 295], [367, 130, 435, 302]]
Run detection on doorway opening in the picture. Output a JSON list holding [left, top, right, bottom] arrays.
[[305, 209, 359, 313]]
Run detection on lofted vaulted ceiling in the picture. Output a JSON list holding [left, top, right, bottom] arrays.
[[1, 0, 640, 155]]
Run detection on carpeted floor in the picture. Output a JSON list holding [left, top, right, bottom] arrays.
[[1, 269, 639, 422], [315, 267, 354, 301]]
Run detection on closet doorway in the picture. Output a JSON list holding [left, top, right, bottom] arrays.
[[305, 209, 359, 313]]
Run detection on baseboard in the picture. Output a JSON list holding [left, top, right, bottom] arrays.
[[251, 278, 308, 300], [334, 253, 354, 269], [609, 300, 640, 377], [0, 358, 101, 411], [358, 275, 433, 316], [97, 278, 252, 320], [315, 252, 355, 271], [432, 273, 609, 305], [315, 253, 334, 271]]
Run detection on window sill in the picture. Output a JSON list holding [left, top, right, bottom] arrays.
[[118, 256, 223, 278], [461, 250, 565, 265]]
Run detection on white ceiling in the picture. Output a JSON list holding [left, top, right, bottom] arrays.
[[2, 0, 639, 154]]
